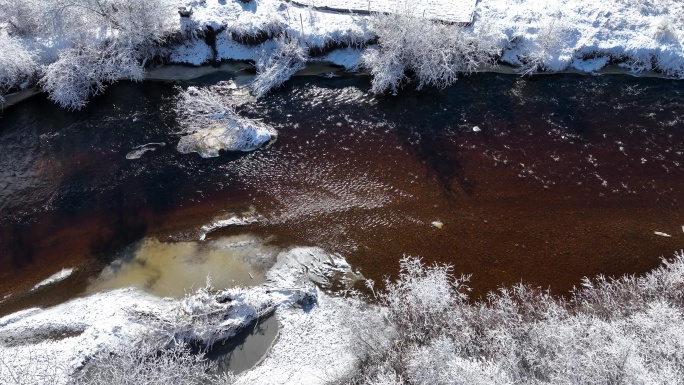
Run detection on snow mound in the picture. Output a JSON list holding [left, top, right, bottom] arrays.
[[267, 247, 364, 290], [235, 291, 385, 385], [293, 0, 477, 24]]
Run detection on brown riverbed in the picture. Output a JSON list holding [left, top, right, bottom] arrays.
[[1, 73, 683, 316]]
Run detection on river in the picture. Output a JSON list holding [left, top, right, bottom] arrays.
[[1, 72, 683, 316]]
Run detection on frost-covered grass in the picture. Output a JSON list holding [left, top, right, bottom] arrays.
[[344, 253, 684, 385], [0, 343, 230, 385], [75, 345, 230, 385]]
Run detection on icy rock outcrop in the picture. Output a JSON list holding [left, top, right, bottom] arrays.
[[174, 82, 277, 158], [267, 247, 364, 290], [177, 119, 276, 157]]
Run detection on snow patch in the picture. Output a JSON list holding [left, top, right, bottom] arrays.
[[31, 268, 75, 291], [199, 215, 260, 241], [572, 56, 610, 73]]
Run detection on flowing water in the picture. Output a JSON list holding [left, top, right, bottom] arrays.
[[1, 73, 684, 317]]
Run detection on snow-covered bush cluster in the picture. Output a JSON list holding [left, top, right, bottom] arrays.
[[0, 0, 176, 108], [251, 35, 309, 98], [362, 12, 500, 94], [347, 253, 684, 385], [0, 34, 37, 105], [73, 345, 231, 385], [4, 0, 684, 108], [40, 45, 145, 110], [174, 82, 277, 157]]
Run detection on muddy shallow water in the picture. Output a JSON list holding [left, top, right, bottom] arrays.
[[1, 73, 683, 315]]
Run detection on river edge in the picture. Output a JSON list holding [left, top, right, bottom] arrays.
[[0, 60, 678, 112]]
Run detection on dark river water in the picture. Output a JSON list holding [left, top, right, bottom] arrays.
[[1, 73, 683, 315]]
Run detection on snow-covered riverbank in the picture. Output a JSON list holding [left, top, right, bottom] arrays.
[[0, 246, 380, 385], [2, 0, 683, 109]]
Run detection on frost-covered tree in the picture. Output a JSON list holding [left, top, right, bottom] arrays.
[[40, 44, 143, 110], [251, 35, 308, 98], [0, 0, 177, 109], [346, 253, 684, 385], [0, 34, 37, 105], [362, 12, 500, 94]]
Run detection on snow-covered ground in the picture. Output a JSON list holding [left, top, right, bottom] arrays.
[[174, 0, 684, 77], [2, 0, 684, 109], [477, 0, 684, 76], [290, 0, 477, 23], [0, 246, 381, 385]]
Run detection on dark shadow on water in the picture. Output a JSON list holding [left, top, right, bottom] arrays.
[[1, 222, 36, 269], [374, 87, 475, 198]]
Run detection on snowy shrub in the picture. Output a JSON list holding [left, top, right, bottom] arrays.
[[251, 35, 308, 98], [0, 346, 67, 385], [41, 45, 143, 110], [0, 0, 175, 43], [379, 257, 470, 345], [0, 34, 37, 104], [74, 345, 231, 385], [362, 12, 500, 94], [517, 12, 573, 75], [0, 0, 50, 36], [1, 0, 176, 109], [174, 82, 277, 157], [345, 253, 684, 384]]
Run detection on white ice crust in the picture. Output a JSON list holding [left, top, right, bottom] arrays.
[[31, 268, 76, 291]]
